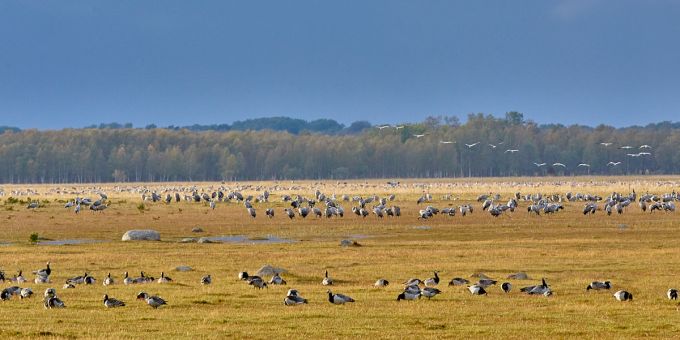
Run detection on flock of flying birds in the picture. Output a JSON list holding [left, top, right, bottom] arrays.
[[377, 127, 655, 170], [4, 263, 678, 309]]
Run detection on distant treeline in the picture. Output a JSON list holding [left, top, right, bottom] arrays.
[[1, 113, 680, 183], [81, 117, 372, 135]]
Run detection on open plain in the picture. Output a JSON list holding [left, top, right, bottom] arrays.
[[1, 176, 679, 339]]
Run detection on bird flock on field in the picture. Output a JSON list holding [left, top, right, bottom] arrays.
[[6, 263, 679, 309]]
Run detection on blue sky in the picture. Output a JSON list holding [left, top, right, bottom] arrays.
[[1, 0, 679, 129]]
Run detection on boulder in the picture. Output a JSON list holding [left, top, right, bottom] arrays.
[[121, 230, 160, 241], [179, 238, 197, 243], [175, 265, 193, 272], [255, 264, 287, 277]]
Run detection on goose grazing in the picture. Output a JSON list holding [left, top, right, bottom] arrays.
[[327, 290, 355, 304], [397, 291, 420, 301], [238, 271, 250, 281], [34, 275, 50, 284], [520, 278, 551, 295], [20, 288, 33, 299], [668, 288, 678, 300], [157, 272, 172, 284], [403, 278, 423, 287], [123, 272, 133, 285], [66, 272, 88, 285], [374, 279, 390, 288], [249, 277, 268, 289], [103, 273, 114, 286], [12, 270, 27, 284], [284, 290, 308, 306], [43, 288, 65, 309], [201, 275, 212, 285], [586, 281, 611, 291], [63, 283, 76, 289], [501, 282, 512, 293], [424, 271, 440, 287], [421, 287, 442, 299], [1, 287, 20, 300], [103, 294, 126, 308], [33, 262, 51, 278], [84, 275, 96, 285], [269, 273, 287, 285], [468, 285, 487, 295], [137, 292, 167, 308], [613, 290, 633, 301], [477, 279, 497, 288], [448, 278, 470, 286], [322, 270, 333, 286]]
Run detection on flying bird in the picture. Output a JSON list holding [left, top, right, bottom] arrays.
[[504, 149, 519, 153], [413, 134, 426, 138], [639, 145, 652, 149], [488, 144, 497, 149], [607, 161, 621, 166], [552, 163, 566, 167], [533, 162, 547, 167], [439, 141, 455, 144], [619, 145, 633, 149], [600, 142, 613, 146], [577, 163, 590, 167], [465, 142, 480, 148], [377, 125, 391, 130]]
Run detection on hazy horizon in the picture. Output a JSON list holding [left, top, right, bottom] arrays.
[[1, 0, 679, 129]]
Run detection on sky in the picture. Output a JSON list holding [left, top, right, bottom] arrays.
[[1, 0, 679, 129]]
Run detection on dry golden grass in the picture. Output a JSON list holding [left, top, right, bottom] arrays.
[[0, 177, 679, 339]]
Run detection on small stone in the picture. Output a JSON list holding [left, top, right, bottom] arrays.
[[175, 266, 193, 272], [340, 239, 361, 247], [179, 238, 197, 243]]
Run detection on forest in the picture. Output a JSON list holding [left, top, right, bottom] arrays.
[[1, 113, 680, 183]]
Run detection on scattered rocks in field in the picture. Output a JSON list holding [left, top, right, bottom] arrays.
[[191, 227, 204, 233], [179, 238, 197, 243], [340, 239, 361, 247], [121, 230, 160, 241], [507, 272, 530, 280], [255, 264, 287, 277], [197, 237, 215, 244], [175, 266, 193, 272]]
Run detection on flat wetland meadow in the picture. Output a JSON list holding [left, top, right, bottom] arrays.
[[1, 176, 679, 339]]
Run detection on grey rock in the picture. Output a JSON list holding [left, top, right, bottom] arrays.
[[121, 230, 160, 241]]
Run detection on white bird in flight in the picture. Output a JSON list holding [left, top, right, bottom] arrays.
[[638, 152, 651, 156], [395, 126, 405, 130], [552, 163, 566, 167], [639, 145, 652, 149], [620, 145, 633, 149], [600, 142, 613, 147], [577, 163, 590, 167], [534, 162, 547, 167], [377, 125, 391, 130], [607, 161, 621, 166], [465, 142, 480, 148], [439, 141, 455, 144], [488, 144, 497, 149], [626, 153, 641, 157], [504, 149, 519, 154], [413, 134, 426, 138]]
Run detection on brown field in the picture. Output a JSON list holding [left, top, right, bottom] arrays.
[[0, 176, 679, 339]]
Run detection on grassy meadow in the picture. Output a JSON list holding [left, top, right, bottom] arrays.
[[0, 176, 679, 339]]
